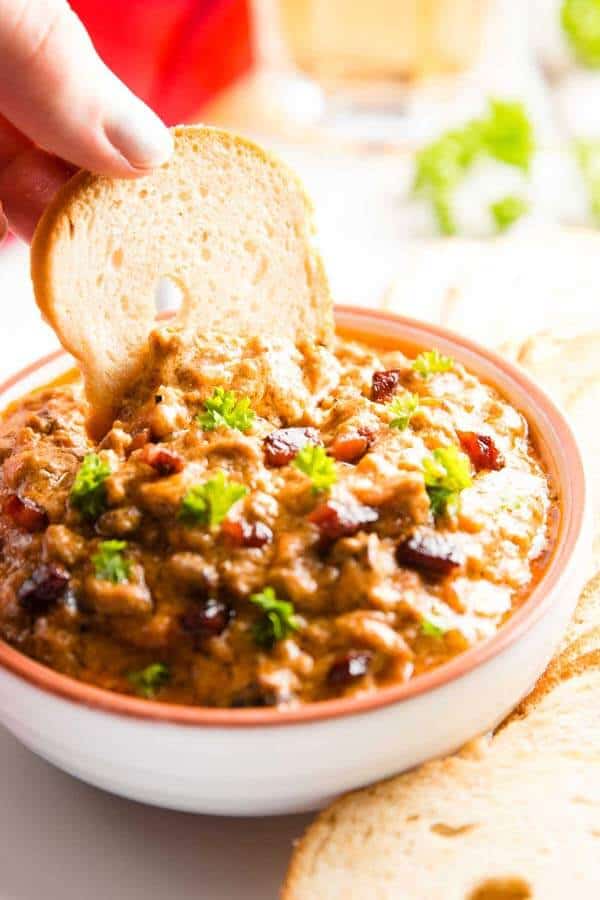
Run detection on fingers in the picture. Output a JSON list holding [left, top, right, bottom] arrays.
[[0, 0, 172, 178], [0, 114, 75, 241], [0, 146, 76, 242], [0, 202, 7, 246]]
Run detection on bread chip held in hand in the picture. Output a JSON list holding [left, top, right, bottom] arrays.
[[30, 126, 332, 437]]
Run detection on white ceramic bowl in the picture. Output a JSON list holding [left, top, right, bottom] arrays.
[[0, 308, 590, 815]]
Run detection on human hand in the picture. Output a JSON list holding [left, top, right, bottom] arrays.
[[0, 0, 173, 244]]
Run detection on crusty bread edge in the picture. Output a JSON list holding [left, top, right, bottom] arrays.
[[30, 168, 96, 339]]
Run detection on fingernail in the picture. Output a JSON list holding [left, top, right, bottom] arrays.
[[105, 102, 173, 171]]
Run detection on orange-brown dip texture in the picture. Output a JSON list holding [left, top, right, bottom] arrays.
[[0, 329, 553, 707]]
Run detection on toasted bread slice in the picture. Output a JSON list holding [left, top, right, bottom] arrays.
[[31, 126, 332, 435], [283, 579, 600, 899]]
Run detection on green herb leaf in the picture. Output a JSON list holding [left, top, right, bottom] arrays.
[[413, 124, 482, 235], [432, 191, 457, 236], [92, 539, 132, 583], [562, 0, 600, 67], [250, 586, 299, 649], [413, 98, 534, 234], [574, 138, 600, 224], [292, 445, 337, 494], [388, 392, 419, 430], [423, 445, 472, 518], [179, 471, 247, 528], [197, 387, 255, 433], [413, 349, 454, 379], [421, 618, 447, 638], [70, 453, 111, 520], [479, 99, 535, 172], [490, 194, 529, 232], [128, 663, 170, 699]]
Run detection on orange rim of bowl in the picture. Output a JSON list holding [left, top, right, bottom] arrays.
[[0, 307, 586, 728]]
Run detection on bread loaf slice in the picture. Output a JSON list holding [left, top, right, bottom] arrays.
[[283, 580, 600, 900], [31, 126, 332, 435]]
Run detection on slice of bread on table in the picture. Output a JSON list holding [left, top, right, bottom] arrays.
[[283, 578, 600, 899], [31, 125, 332, 436]]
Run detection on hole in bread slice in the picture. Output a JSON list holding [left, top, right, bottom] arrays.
[[155, 277, 183, 314]]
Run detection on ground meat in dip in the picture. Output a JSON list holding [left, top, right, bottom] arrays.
[[0, 328, 555, 707]]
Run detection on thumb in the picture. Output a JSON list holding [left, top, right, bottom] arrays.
[[0, 0, 173, 177]]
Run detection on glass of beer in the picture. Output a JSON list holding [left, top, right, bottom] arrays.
[[273, 0, 488, 135]]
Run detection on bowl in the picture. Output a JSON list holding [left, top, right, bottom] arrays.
[[0, 307, 590, 815]]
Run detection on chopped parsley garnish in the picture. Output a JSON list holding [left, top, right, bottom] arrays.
[[562, 0, 600, 67], [423, 445, 473, 518], [250, 587, 299, 649], [421, 618, 446, 638], [128, 663, 170, 699], [178, 471, 247, 528], [389, 392, 419, 430], [70, 453, 111, 520], [413, 98, 534, 234], [574, 139, 600, 224], [490, 194, 529, 232], [413, 349, 454, 378], [479, 99, 534, 172], [92, 540, 132, 583], [413, 122, 481, 236], [197, 387, 255, 432], [293, 445, 337, 494]]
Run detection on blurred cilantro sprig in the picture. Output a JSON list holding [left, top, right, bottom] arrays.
[[562, 0, 600, 67], [490, 195, 529, 233], [574, 139, 600, 224], [413, 98, 534, 235]]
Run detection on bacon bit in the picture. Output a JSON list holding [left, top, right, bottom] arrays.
[[180, 598, 232, 638], [263, 427, 322, 467], [309, 499, 378, 544], [18, 563, 69, 614], [330, 427, 375, 464], [221, 518, 273, 548], [458, 431, 505, 471], [3, 494, 48, 533], [397, 531, 464, 576], [328, 650, 373, 686], [139, 444, 184, 476], [128, 429, 152, 453], [371, 369, 402, 403]]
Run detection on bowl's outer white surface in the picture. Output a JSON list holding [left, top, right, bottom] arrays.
[[0, 312, 590, 815], [0, 562, 586, 816]]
